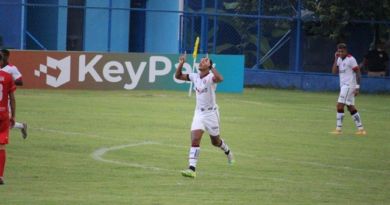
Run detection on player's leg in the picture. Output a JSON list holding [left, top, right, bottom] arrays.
[[332, 86, 349, 134], [209, 135, 234, 165], [205, 110, 234, 164], [0, 119, 9, 185], [182, 129, 203, 178], [347, 105, 366, 135], [12, 122, 28, 139], [0, 145, 5, 185], [334, 102, 345, 134]]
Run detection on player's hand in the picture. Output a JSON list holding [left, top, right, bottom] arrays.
[[354, 89, 360, 96], [10, 117, 15, 127], [334, 51, 340, 59], [179, 55, 186, 64]]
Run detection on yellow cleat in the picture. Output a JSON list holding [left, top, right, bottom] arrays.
[[330, 129, 342, 135], [355, 129, 367, 135], [181, 169, 196, 178]]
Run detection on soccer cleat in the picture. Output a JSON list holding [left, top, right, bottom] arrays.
[[0, 177, 4, 185], [330, 129, 342, 135], [355, 129, 367, 135], [21, 123, 28, 139], [227, 151, 235, 165], [181, 169, 196, 178]]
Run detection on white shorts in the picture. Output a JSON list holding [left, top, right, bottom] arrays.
[[337, 85, 355, 106], [191, 108, 220, 136]]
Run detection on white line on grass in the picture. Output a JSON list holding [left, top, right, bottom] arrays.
[[32, 127, 390, 177], [91, 141, 311, 185]]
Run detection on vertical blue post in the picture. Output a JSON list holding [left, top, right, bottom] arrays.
[[293, 0, 302, 72], [212, 0, 217, 53], [200, 0, 207, 54], [107, 0, 112, 52], [21, 0, 26, 49], [256, 0, 263, 69]]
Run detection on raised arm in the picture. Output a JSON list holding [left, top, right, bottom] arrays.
[[211, 66, 223, 83], [332, 52, 339, 74], [175, 55, 190, 81]]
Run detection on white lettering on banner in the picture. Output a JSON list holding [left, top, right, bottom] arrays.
[[36, 54, 182, 89], [149, 56, 171, 83], [79, 55, 103, 82], [124, 61, 147, 90], [103, 61, 124, 83]]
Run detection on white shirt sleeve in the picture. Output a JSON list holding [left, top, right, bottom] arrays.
[[9, 66, 22, 81], [349, 57, 358, 70], [188, 73, 196, 82]]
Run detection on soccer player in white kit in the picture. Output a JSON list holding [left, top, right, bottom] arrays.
[[175, 55, 234, 178], [331, 43, 366, 135], [1, 49, 27, 139]]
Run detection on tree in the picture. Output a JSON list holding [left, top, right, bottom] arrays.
[[303, 0, 390, 42]]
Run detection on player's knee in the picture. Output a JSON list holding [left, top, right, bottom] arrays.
[[0, 144, 5, 150], [210, 136, 221, 146], [347, 106, 357, 115], [336, 104, 344, 113]]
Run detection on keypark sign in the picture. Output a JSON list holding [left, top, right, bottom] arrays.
[[9, 50, 244, 92]]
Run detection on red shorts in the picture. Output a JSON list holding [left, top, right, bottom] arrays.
[[0, 118, 10, 145]]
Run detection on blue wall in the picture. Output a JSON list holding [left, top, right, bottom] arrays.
[[25, 0, 67, 50], [0, 0, 23, 49], [84, 0, 130, 52], [145, 0, 181, 53], [245, 69, 390, 93]]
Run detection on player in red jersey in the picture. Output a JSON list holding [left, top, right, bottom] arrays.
[[0, 54, 16, 185], [1, 49, 27, 139]]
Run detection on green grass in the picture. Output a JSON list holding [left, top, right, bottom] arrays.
[[1, 88, 390, 205]]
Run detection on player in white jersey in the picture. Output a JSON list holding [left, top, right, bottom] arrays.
[[331, 43, 366, 135], [175, 55, 234, 178], [1, 49, 28, 139]]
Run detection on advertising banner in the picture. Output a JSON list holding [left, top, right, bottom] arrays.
[[9, 50, 244, 92]]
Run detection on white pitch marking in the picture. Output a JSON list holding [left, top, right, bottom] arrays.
[[91, 141, 166, 171], [91, 141, 308, 184], [33, 127, 390, 176]]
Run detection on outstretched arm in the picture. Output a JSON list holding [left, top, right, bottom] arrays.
[[175, 55, 190, 81]]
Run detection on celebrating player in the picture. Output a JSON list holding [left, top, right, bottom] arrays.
[[331, 43, 366, 135], [0, 49, 27, 139], [175, 55, 234, 178], [0, 54, 17, 185]]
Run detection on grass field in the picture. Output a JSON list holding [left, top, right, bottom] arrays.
[[1, 88, 389, 204]]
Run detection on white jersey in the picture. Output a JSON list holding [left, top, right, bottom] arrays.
[[189, 72, 217, 110], [2, 64, 22, 81], [336, 55, 358, 88]]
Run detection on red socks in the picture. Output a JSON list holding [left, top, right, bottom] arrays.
[[0, 149, 6, 177]]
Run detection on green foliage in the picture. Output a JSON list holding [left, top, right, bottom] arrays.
[[303, 0, 390, 41]]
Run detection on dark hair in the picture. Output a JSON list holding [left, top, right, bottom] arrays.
[[209, 59, 213, 69], [1, 49, 9, 57], [337, 43, 347, 50], [0, 54, 3, 61]]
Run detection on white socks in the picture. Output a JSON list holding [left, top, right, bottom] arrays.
[[352, 112, 364, 130], [188, 147, 200, 169], [13, 122, 24, 129], [336, 112, 364, 130], [219, 140, 230, 154], [336, 112, 344, 130]]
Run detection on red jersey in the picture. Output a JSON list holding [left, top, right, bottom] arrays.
[[0, 70, 16, 119]]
